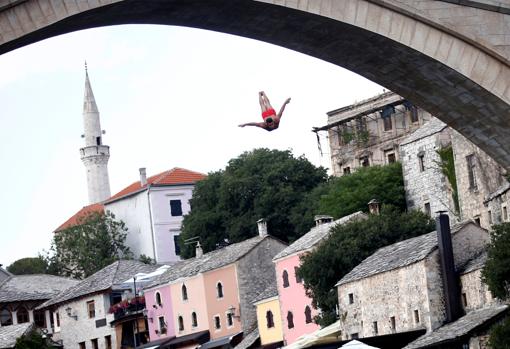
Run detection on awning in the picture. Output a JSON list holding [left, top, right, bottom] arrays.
[[135, 336, 175, 349], [164, 330, 210, 349], [198, 332, 243, 349]]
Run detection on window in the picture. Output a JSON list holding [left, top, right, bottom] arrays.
[[0, 309, 12, 326], [409, 106, 419, 123], [226, 313, 233, 327], [282, 270, 290, 288], [462, 293, 468, 308], [387, 153, 396, 164], [56, 312, 60, 327], [16, 306, 29, 323], [79, 342, 86, 349], [360, 156, 369, 167], [266, 311, 274, 328], [372, 321, 378, 335], [105, 335, 112, 349], [383, 115, 392, 131], [294, 267, 302, 283], [351, 333, 359, 339], [155, 291, 162, 306], [214, 315, 221, 330], [474, 217, 481, 226], [418, 154, 425, 172], [287, 311, 294, 329], [414, 310, 420, 324], [390, 316, 396, 331], [304, 306, 312, 324], [170, 200, 183, 216], [182, 284, 188, 301], [489, 210, 493, 225], [217, 282, 224, 298], [91, 338, 98, 349], [192, 312, 198, 327], [466, 154, 477, 190], [348, 293, 354, 304], [424, 203, 431, 217], [96, 136, 101, 146], [178, 316, 184, 331], [34, 310, 45, 328], [343, 167, 351, 175], [87, 300, 95, 318], [503, 205, 508, 222], [159, 316, 166, 333], [174, 235, 181, 256]]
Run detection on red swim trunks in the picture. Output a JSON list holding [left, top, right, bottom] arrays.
[[262, 108, 276, 121]]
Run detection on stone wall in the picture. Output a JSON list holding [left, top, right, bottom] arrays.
[[400, 125, 457, 220], [57, 293, 115, 349], [452, 130, 507, 229], [460, 269, 496, 312], [236, 237, 286, 332]]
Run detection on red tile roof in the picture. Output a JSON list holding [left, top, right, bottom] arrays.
[[106, 167, 206, 202], [55, 203, 104, 232]]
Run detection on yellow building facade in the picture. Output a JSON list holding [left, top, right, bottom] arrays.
[[255, 296, 283, 345]]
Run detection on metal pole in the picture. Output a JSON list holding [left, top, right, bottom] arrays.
[[134, 276, 140, 347]]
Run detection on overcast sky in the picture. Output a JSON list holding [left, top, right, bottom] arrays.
[[0, 24, 383, 267]]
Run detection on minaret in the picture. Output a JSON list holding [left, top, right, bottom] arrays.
[[80, 63, 111, 204]]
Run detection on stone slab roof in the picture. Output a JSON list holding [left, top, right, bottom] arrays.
[[145, 235, 279, 290], [0, 322, 33, 349], [485, 181, 510, 203], [0, 275, 79, 303], [458, 250, 487, 275], [400, 118, 447, 146], [235, 328, 259, 349], [252, 283, 278, 304], [38, 260, 160, 309], [336, 221, 472, 286], [273, 211, 366, 261], [403, 305, 508, 349]]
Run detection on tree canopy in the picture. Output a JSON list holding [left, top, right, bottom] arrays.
[[179, 148, 328, 258], [297, 206, 435, 326], [7, 256, 49, 275], [45, 210, 133, 279]]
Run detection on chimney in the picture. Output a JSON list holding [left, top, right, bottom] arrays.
[[257, 218, 268, 237], [139, 168, 147, 186], [195, 241, 203, 258], [314, 215, 333, 227], [368, 199, 380, 215], [436, 211, 462, 323]]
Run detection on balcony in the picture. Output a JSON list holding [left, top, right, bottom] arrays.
[[109, 296, 146, 321]]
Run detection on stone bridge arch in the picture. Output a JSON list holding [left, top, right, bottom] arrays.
[[1, 0, 510, 167]]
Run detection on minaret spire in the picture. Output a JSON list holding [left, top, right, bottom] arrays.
[[80, 64, 111, 204]]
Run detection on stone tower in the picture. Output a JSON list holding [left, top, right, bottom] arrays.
[[80, 64, 111, 204]]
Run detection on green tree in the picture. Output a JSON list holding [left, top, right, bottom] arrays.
[[481, 223, 510, 346], [15, 330, 51, 349], [7, 256, 49, 275], [46, 211, 133, 279], [298, 206, 435, 326], [179, 148, 328, 258]]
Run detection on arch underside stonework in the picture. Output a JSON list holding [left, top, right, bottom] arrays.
[[1, 0, 510, 168]]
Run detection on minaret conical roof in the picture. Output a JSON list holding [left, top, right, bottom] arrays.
[[83, 65, 99, 114]]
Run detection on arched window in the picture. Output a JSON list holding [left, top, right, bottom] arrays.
[[266, 310, 274, 328], [282, 270, 290, 288], [0, 308, 12, 326], [304, 306, 312, 324], [178, 316, 184, 331], [34, 310, 45, 328], [287, 311, 294, 329], [16, 306, 29, 324], [191, 312, 198, 327], [182, 284, 188, 301], [217, 282, 224, 298], [155, 292, 162, 306]]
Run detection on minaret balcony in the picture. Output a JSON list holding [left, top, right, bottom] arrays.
[[80, 145, 110, 158]]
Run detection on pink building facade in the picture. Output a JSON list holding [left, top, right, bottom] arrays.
[[144, 285, 176, 341], [274, 253, 319, 345]]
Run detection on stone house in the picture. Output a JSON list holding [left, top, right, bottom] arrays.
[[272, 212, 366, 346], [313, 91, 432, 176], [335, 217, 504, 348], [399, 118, 458, 220], [143, 220, 286, 349], [0, 274, 78, 336], [37, 260, 161, 349], [56, 167, 206, 264], [253, 283, 283, 348]]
